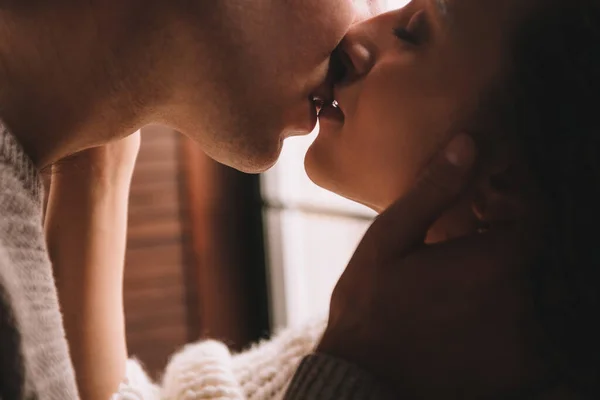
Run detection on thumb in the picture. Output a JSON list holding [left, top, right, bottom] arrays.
[[365, 133, 477, 258]]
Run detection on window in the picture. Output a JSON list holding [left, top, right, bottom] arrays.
[[261, 129, 375, 329], [261, 0, 411, 330]]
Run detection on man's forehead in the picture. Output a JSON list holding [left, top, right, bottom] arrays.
[[381, 0, 411, 11], [353, 0, 410, 18]]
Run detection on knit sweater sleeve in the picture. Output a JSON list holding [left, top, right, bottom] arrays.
[[0, 124, 80, 400], [115, 319, 326, 400], [283, 354, 397, 400]]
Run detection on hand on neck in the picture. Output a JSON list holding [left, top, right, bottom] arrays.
[[372, 192, 481, 244]]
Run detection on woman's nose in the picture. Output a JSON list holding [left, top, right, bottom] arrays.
[[335, 27, 375, 82]]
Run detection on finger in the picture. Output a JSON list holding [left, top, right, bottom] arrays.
[[365, 133, 477, 258]]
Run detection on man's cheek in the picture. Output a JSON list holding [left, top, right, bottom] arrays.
[[301, 0, 355, 40]]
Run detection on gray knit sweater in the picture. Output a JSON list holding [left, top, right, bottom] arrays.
[[0, 122, 393, 400], [0, 125, 79, 399]]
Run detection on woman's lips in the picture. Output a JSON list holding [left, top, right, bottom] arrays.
[[318, 101, 345, 123]]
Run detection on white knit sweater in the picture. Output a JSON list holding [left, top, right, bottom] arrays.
[[116, 319, 326, 400]]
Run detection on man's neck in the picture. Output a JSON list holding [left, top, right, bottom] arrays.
[[0, 3, 163, 168]]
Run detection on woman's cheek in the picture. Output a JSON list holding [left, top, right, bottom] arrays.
[[351, 111, 398, 176]]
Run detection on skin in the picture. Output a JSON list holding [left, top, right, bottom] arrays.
[[306, 0, 538, 237], [0, 0, 382, 172], [40, 0, 575, 398], [49, 136, 575, 399], [46, 134, 140, 400], [5, 0, 382, 398], [310, 0, 565, 396]]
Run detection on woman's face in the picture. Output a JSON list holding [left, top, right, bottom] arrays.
[[306, 0, 536, 211]]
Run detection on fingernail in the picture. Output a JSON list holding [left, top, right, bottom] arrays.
[[445, 134, 476, 167]]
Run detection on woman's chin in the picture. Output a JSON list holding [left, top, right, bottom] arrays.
[[303, 146, 336, 191], [303, 140, 350, 191], [304, 147, 383, 212]]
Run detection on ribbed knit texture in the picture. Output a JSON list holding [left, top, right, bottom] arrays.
[[231, 319, 326, 399], [116, 319, 326, 400], [0, 123, 79, 399], [283, 354, 396, 400], [116, 318, 394, 400]]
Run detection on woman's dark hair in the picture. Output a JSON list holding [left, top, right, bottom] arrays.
[[501, 0, 600, 396]]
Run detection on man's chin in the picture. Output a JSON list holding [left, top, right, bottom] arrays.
[[179, 119, 288, 173], [234, 158, 278, 174], [210, 139, 283, 174]]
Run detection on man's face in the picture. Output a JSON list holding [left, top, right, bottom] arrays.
[[156, 0, 383, 172]]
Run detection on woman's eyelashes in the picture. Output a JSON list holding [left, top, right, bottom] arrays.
[[393, 10, 427, 45], [393, 26, 419, 44]]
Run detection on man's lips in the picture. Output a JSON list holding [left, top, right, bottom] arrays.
[[312, 96, 343, 114], [312, 96, 326, 114], [310, 62, 345, 123], [311, 78, 335, 112]]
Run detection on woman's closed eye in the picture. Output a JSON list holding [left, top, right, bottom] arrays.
[[394, 9, 427, 45]]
